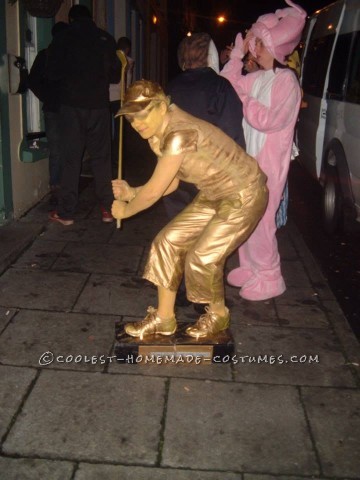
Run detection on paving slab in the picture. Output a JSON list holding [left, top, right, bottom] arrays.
[[0, 365, 37, 439], [244, 474, 325, 480], [109, 208, 168, 247], [109, 357, 232, 381], [162, 379, 319, 475], [109, 221, 163, 246], [75, 463, 242, 480], [0, 269, 88, 311], [224, 292, 279, 327], [3, 370, 165, 464], [41, 219, 115, 244], [11, 239, 66, 270], [287, 229, 336, 301], [232, 325, 355, 387], [0, 457, 74, 480], [274, 287, 321, 306], [293, 257, 336, 301], [0, 222, 44, 275], [74, 273, 157, 316], [276, 304, 329, 329], [0, 310, 115, 371], [51, 242, 143, 275], [322, 300, 360, 383], [281, 260, 311, 287], [0, 307, 17, 333], [17, 197, 55, 223], [301, 387, 360, 478]]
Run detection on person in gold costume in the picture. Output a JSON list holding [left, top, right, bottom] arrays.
[[111, 80, 268, 339]]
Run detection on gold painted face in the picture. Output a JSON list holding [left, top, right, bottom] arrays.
[[125, 101, 167, 139], [254, 38, 274, 70]]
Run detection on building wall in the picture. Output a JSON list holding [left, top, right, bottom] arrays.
[[0, 0, 168, 224], [0, 0, 13, 223], [113, 0, 128, 40], [6, 1, 49, 220]]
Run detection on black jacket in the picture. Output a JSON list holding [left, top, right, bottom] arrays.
[[167, 67, 245, 148], [46, 18, 121, 109], [28, 48, 60, 112]]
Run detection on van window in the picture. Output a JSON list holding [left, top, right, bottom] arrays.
[[327, 32, 352, 99], [302, 33, 335, 97], [346, 31, 360, 104]]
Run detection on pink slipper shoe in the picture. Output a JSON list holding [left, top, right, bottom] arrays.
[[240, 276, 286, 301], [227, 267, 254, 287]]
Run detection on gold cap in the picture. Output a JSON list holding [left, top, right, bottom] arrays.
[[116, 79, 168, 117]]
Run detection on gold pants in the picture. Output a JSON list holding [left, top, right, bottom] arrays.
[[143, 178, 268, 304]]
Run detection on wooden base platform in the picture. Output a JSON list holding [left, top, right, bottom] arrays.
[[114, 321, 235, 364]]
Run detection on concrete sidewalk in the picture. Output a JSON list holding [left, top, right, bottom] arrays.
[[0, 130, 359, 479]]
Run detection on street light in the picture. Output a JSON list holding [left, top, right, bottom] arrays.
[[217, 15, 226, 24]]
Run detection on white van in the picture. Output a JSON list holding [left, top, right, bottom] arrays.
[[297, 0, 360, 232]]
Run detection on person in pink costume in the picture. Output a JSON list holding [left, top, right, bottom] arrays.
[[221, 0, 306, 301]]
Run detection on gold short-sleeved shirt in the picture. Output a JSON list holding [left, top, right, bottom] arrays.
[[148, 104, 266, 201]]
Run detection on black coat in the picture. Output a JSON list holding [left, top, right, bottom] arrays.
[[45, 18, 121, 109], [28, 48, 60, 112], [167, 67, 245, 148]]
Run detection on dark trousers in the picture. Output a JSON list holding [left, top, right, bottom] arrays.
[[57, 105, 113, 219], [44, 110, 62, 187]]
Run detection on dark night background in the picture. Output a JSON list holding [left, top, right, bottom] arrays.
[[168, 0, 332, 79]]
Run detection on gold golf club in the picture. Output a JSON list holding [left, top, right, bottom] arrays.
[[116, 49, 128, 229]]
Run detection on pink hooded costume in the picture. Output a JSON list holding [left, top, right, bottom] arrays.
[[220, 0, 306, 301]]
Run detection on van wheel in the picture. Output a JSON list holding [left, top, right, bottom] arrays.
[[323, 165, 343, 234]]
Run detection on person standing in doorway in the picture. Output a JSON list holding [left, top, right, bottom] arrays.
[[28, 21, 69, 207], [46, 5, 121, 225]]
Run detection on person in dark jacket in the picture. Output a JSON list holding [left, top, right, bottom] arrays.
[[45, 5, 121, 225], [165, 33, 246, 220], [28, 21, 69, 206]]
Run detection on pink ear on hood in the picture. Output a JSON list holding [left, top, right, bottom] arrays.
[[281, 0, 307, 17], [249, 0, 307, 64]]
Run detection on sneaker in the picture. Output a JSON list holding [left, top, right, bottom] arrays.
[[49, 211, 74, 226], [100, 206, 114, 223], [124, 306, 177, 340], [186, 306, 230, 338]]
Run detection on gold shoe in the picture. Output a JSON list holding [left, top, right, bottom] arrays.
[[186, 306, 230, 338], [124, 306, 177, 340]]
